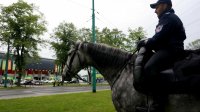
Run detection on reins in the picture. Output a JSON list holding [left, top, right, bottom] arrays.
[[76, 51, 91, 84], [110, 49, 137, 89]]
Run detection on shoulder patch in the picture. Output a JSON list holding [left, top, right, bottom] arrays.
[[155, 25, 163, 33], [165, 12, 170, 15]]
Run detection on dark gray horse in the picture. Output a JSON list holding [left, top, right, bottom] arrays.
[[62, 41, 200, 112]]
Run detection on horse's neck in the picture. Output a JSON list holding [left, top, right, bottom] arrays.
[[83, 50, 131, 85], [94, 65, 120, 85], [82, 55, 116, 84]]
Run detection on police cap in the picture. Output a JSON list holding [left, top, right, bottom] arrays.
[[150, 0, 172, 9]]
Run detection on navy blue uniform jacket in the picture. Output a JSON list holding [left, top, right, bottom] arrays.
[[146, 9, 186, 51]]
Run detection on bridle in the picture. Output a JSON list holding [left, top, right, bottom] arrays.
[[66, 48, 78, 76], [65, 45, 91, 84]]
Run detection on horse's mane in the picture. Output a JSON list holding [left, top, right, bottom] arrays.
[[80, 42, 132, 68]]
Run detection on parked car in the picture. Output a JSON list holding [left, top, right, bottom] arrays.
[[47, 80, 55, 83], [20, 80, 33, 85], [20, 80, 26, 85], [41, 80, 49, 83], [32, 80, 42, 85], [24, 80, 33, 85]]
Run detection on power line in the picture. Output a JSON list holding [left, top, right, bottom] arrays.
[[86, 18, 92, 23], [95, 10, 118, 28], [65, 0, 118, 29], [64, 0, 200, 38], [84, 9, 118, 29]]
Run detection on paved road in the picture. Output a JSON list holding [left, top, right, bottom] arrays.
[[0, 86, 110, 99]]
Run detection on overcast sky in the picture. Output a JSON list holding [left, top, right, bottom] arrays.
[[1, 0, 200, 59]]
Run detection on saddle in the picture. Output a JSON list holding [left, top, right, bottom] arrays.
[[133, 47, 200, 94]]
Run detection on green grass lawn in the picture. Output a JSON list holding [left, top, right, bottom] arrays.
[[0, 90, 115, 112]]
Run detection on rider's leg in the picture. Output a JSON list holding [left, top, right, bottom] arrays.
[[142, 49, 177, 112], [143, 50, 175, 91], [135, 49, 184, 112], [135, 49, 174, 112]]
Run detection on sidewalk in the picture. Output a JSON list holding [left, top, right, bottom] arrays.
[[0, 85, 110, 99]]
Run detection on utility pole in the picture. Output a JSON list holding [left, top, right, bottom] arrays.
[[92, 0, 96, 93]]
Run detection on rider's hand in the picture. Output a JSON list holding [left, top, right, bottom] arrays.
[[137, 39, 148, 50]]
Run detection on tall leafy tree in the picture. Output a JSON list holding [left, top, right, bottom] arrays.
[[78, 28, 92, 42], [50, 22, 78, 71], [125, 27, 147, 52], [98, 27, 126, 49], [98, 27, 112, 44], [0, 0, 47, 86]]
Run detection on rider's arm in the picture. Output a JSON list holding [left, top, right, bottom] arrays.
[[146, 14, 175, 49]]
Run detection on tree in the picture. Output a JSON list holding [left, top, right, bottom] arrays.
[[50, 22, 79, 71], [111, 28, 126, 49], [186, 39, 200, 50], [78, 28, 92, 42], [0, 0, 47, 86], [125, 27, 147, 52], [98, 27, 126, 49], [97, 27, 146, 52]]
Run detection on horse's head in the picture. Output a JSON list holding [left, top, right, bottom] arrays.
[[62, 41, 86, 81]]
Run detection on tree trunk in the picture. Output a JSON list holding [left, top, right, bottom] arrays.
[[16, 69, 22, 86]]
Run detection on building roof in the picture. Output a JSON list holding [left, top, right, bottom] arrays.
[[25, 58, 55, 71], [0, 52, 55, 71]]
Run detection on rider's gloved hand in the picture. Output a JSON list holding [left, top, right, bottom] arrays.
[[137, 39, 148, 50]]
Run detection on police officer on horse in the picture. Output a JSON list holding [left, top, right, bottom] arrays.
[[136, 0, 186, 112]]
